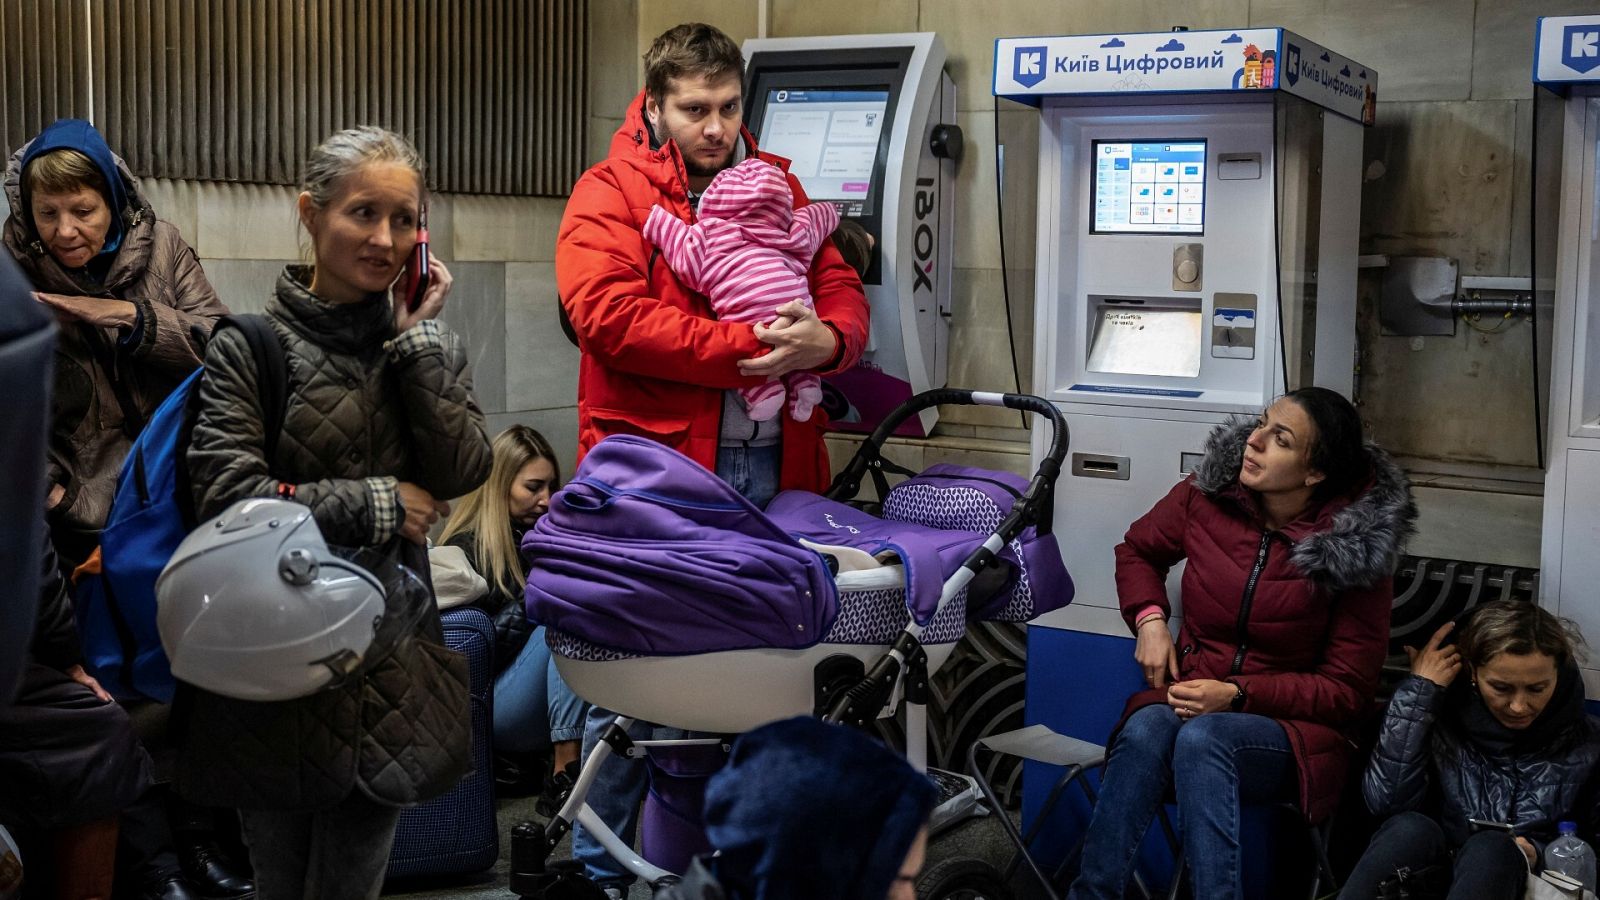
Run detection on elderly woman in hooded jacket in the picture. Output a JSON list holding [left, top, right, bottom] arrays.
[[1340, 601, 1600, 900], [2, 118, 227, 570], [1065, 387, 1416, 900]]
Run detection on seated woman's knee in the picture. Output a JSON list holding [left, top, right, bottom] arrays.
[[1375, 810, 1446, 847], [1121, 702, 1180, 741], [1172, 711, 1234, 756], [1458, 828, 1521, 860]]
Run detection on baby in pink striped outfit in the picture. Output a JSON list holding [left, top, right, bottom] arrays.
[[644, 157, 840, 422]]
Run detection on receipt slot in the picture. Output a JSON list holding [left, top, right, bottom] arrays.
[[1535, 16, 1600, 696], [744, 33, 958, 436], [994, 28, 1375, 635]]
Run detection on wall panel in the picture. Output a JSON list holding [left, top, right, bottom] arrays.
[[1, 0, 586, 197]]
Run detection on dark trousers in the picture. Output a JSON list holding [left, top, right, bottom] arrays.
[[238, 793, 402, 900], [1340, 811, 1527, 900]]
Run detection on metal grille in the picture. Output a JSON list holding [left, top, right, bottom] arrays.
[[1, 0, 586, 197], [0, 0, 94, 155]]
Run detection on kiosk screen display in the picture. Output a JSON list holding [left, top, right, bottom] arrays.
[[1091, 141, 1207, 235], [758, 88, 889, 215], [1086, 306, 1202, 378]]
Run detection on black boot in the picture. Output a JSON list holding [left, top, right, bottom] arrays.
[[496, 750, 550, 799], [177, 838, 255, 899], [535, 760, 582, 819]]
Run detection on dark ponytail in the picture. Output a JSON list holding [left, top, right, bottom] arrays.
[[1283, 386, 1367, 499]]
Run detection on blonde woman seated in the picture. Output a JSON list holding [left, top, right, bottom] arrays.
[[439, 425, 588, 803]]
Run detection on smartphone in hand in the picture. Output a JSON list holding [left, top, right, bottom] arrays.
[[402, 207, 431, 313], [1467, 818, 1516, 834]]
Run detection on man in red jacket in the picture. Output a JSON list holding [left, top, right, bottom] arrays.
[[554, 22, 871, 895], [556, 22, 870, 501]]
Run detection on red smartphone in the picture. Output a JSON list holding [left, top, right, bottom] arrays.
[[403, 207, 431, 313]]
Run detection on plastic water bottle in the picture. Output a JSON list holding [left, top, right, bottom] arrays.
[[1545, 821, 1598, 894]]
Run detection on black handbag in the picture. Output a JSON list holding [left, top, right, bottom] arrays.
[[1376, 862, 1452, 900]]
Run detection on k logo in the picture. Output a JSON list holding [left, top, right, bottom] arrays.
[[1014, 46, 1048, 88], [1564, 25, 1600, 74]]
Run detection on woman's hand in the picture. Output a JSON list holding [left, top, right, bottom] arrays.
[[392, 253, 453, 333], [396, 481, 449, 545], [1405, 622, 1462, 688], [738, 301, 837, 379], [65, 664, 113, 702], [1515, 836, 1537, 867], [36, 293, 138, 329], [1168, 679, 1235, 719], [1135, 616, 1179, 688]]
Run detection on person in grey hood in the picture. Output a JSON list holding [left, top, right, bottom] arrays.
[[3, 118, 227, 571], [1341, 600, 1600, 899]]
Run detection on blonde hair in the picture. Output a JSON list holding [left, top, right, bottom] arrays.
[[301, 126, 427, 207], [1458, 600, 1585, 669], [438, 425, 561, 598]]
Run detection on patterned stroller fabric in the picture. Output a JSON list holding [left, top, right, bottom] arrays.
[[880, 464, 1074, 621]]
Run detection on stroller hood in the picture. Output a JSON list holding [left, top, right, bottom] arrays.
[[523, 436, 839, 656]]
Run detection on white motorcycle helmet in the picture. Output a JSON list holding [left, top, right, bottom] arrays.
[[156, 497, 430, 701]]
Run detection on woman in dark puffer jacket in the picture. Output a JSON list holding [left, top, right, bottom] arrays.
[[179, 126, 491, 900], [1341, 601, 1600, 900], [1066, 387, 1416, 900]]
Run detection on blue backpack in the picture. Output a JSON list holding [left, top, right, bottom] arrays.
[[72, 314, 289, 702]]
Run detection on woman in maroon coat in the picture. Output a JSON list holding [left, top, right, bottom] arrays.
[[1066, 387, 1416, 900]]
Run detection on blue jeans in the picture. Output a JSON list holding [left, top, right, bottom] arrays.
[[714, 443, 781, 509], [571, 443, 779, 887], [493, 626, 589, 754], [1066, 705, 1296, 900]]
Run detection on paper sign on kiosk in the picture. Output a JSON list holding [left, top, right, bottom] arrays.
[[1086, 304, 1202, 378]]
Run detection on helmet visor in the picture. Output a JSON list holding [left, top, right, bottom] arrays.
[[318, 546, 433, 689]]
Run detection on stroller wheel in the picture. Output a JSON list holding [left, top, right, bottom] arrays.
[[916, 857, 1013, 900]]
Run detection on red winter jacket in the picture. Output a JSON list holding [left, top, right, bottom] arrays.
[[1115, 419, 1416, 823], [556, 91, 870, 493]]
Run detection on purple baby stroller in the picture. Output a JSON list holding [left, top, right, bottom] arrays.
[[509, 389, 1074, 899]]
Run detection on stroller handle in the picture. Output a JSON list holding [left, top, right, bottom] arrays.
[[827, 389, 1069, 535]]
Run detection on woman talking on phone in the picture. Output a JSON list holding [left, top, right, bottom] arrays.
[[1341, 600, 1600, 900], [177, 126, 491, 900]]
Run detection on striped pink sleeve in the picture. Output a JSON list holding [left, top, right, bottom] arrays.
[[644, 205, 708, 290], [790, 202, 840, 255]]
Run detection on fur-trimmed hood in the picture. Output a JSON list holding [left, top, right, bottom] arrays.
[[1190, 418, 1417, 592]]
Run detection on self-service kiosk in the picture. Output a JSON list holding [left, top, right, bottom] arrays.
[[1535, 15, 1600, 696], [994, 29, 1375, 638], [742, 33, 960, 436]]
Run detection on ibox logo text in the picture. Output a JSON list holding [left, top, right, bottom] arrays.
[[1564, 24, 1600, 74], [1014, 45, 1048, 88]]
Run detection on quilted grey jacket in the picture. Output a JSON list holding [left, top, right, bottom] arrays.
[[175, 266, 492, 810], [1364, 673, 1600, 849]]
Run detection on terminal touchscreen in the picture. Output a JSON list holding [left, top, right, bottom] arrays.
[[1091, 140, 1207, 235], [757, 88, 890, 217]]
